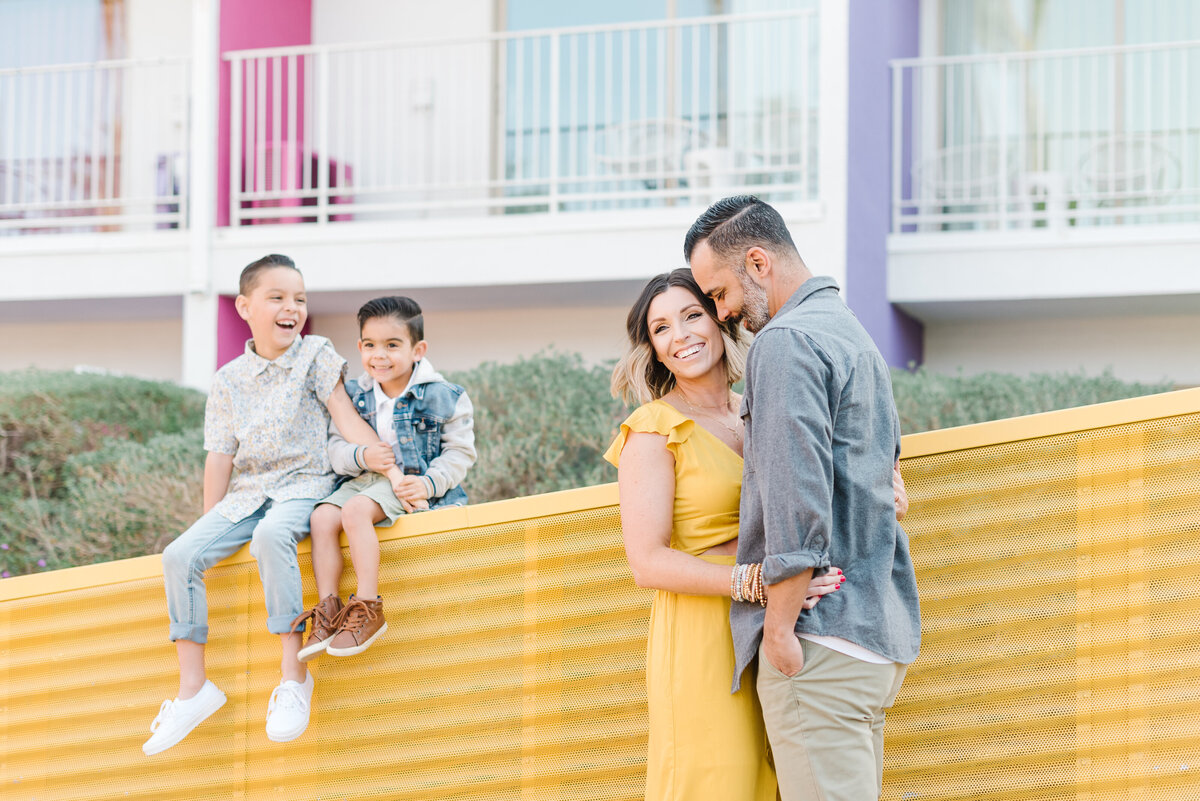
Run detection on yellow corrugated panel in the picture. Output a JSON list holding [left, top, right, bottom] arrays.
[[1, 485, 650, 801], [5, 389, 1200, 800], [885, 388, 1200, 801]]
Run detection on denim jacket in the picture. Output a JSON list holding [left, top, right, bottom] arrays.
[[327, 358, 476, 509]]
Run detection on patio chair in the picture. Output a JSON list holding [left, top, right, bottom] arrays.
[[910, 141, 1020, 231], [1074, 134, 1180, 223], [594, 119, 710, 190]]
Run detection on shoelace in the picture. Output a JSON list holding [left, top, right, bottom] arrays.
[[288, 607, 317, 634], [149, 699, 176, 733], [290, 601, 339, 635], [338, 600, 377, 634], [266, 682, 309, 721]]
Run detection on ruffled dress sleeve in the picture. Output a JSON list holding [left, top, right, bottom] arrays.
[[604, 400, 695, 467]]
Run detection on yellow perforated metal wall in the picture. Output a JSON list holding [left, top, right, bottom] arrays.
[[0, 487, 650, 801], [885, 391, 1200, 801], [4, 390, 1200, 800]]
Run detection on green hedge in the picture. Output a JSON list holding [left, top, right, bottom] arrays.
[[446, 352, 629, 503], [891, 367, 1173, 433], [0, 360, 1175, 576], [0, 371, 208, 577]]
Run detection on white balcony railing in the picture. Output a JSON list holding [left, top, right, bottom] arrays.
[[226, 10, 818, 226], [892, 40, 1200, 234], [0, 57, 190, 234]]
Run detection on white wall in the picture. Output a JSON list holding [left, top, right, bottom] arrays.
[[126, 0, 193, 60], [310, 305, 631, 375], [310, 0, 496, 218], [923, 314, 1198, 386], [312, 0, 494, 44], [210, 203, 837, 296], [0, 317, 184, 381], [122, 0, 193, 220], [0, 233, 190, 302]]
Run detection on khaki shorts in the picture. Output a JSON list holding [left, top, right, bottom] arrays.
[[319, 471, 409, 528]]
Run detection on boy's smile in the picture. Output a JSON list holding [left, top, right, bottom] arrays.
[[358, 316, 427, 397], [235, 266, 308, 361]]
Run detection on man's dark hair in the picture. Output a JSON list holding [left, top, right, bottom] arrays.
[[239, 254, 298, 296], [357, 295, 424, 342], [683, 195, 799, 263]]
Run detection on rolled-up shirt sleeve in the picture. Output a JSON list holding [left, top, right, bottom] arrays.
[[746, 328, 836, 584], [310, 340, 348, 404]]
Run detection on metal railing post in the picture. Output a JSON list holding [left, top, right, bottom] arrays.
[[998, 55, 1009, 230], [228, 55, 242, 227], [548, 32, 561, 214], [317, 50, 330, 225], [891, 62, 903, 233]]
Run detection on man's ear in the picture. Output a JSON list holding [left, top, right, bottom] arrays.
[[235, 294, 250, 320], [745, 246, 771, 285]]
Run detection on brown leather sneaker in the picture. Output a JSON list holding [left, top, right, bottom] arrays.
[[326, 595, 388, 657], [291, 595, 344, 663]]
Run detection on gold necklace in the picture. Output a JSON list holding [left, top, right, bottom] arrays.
[[676, 390, 742, 442]]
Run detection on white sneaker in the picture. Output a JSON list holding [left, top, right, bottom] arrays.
[[142, 680, 227, 756], [265, 672, 314, 743]]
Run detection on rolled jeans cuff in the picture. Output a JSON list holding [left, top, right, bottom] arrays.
[[169, 622, 209, 644], [268, 611, 305, 636]]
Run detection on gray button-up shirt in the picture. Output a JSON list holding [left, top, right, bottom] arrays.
[[731, 276, 921, 690]]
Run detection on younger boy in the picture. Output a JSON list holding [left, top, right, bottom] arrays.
[[293, 295, 476, 662], [143, 255, 390, 756]]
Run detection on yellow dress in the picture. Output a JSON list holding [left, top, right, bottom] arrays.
[[605, 399, 776, 801]]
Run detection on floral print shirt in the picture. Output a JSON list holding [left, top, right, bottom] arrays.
[[204, 335, 347, 522]]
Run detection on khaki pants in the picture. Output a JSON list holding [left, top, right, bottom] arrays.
[[756, 639, 907, 801]]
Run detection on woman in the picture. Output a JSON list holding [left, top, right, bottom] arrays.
[[604, 269, 908, 801]]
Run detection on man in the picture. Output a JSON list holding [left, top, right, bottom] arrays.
[[686, 196, 921, 801]]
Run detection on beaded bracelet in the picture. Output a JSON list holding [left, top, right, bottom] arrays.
[[741, 562, 764, 606], [744, 563, 759, 605], [732, 562, 767, 605]]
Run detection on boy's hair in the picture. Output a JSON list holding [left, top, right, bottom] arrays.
[[683, 195, 799, 262], [357, 296, 424, 342], [239, 254, 299, 296]]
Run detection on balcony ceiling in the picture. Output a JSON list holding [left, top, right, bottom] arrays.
[[896, 291, 1200, 323]]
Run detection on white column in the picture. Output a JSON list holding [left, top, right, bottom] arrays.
[[182, 0, 219, 391], [817, 0, 850, 284], [182, 293, 220, 391]]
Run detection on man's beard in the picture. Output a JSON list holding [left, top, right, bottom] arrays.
[[737, 274, 771, 333]]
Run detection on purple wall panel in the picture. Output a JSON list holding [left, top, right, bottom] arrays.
[[845, 0, 924, 367]]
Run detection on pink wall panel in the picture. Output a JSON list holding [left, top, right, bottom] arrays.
[[217, 0, 313, 227]]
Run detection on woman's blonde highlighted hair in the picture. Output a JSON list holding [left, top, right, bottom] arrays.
[[611, 268, 749, 406]]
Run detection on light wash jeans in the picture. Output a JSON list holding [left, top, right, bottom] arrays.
[[162, 497, 318, 642]]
